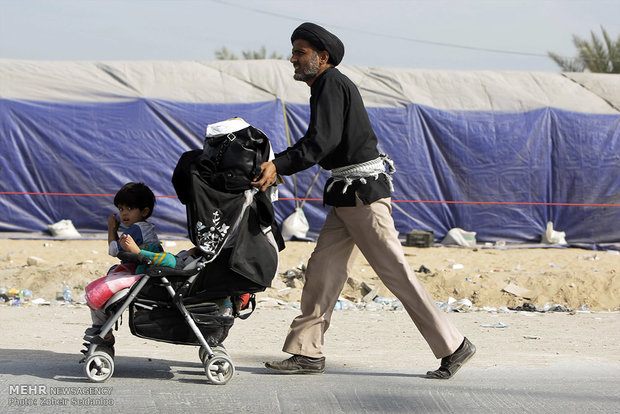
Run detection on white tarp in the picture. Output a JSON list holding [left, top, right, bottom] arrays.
[[1, 59, 618, 113]]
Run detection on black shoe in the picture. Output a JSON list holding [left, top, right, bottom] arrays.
[[265, 354, 325, 374], [426, 337, 476, 379], [83, 326, 115, 347]]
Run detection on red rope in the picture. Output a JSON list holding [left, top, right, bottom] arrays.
[[2, 192, 618, 207], [0, 192, 177, 198], [276, 197, 620, 207]]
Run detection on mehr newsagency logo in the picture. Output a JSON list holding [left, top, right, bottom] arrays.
[[7, 384, 114, 407]]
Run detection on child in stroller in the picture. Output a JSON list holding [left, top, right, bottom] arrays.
[[80, 236, 248, 385], [82, 181, 177, 349], [80, 118, 283, 385]]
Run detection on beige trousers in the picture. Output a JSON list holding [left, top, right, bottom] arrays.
[[282, 197, 464, 359]]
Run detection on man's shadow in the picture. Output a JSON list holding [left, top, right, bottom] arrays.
[[0, 348, 424, 385]]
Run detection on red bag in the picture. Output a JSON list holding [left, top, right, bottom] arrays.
[[85, 264, 141, 310]]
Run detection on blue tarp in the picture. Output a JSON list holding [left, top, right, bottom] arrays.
[[1, 61, 619, 244]]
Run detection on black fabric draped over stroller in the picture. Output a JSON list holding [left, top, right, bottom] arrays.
[[172, 117, 284, 298], [80, 118, 284, 385]]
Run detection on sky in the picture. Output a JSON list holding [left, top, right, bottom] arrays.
[[1, 0, 619, 72]]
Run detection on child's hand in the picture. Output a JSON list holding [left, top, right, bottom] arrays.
[[107, 214, 119, 232], [119, 234, 141, 254]]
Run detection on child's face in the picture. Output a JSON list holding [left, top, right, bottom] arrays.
[[117, 204, 149, 228]]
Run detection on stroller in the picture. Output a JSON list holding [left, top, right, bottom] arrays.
[[80, 118, 284, 385]]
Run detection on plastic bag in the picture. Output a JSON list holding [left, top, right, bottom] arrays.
[[441, 228, 476, 247], [47, 219, 81, 238], [280, 207, 309, 241], [541, 221, 567, 245]]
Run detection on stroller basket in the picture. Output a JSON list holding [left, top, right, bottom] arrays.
[[129, 301, 234, 347]]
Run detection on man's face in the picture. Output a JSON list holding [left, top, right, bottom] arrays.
[[291, 39, 321, 82]]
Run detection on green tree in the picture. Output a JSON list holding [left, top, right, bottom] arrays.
[[214, 46, 238, 60], [548, 26, 620, 73], [215, 45, 285, 60]]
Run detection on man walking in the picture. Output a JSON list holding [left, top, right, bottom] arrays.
[[252, 22, 475, 379]]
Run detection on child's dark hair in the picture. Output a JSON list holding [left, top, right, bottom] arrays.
[[113, 182, 156, 219]]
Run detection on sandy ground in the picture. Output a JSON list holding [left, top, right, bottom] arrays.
[[0, 238, 618, 311], [0, 237, 619, 374], [0, 305, 619, 371]]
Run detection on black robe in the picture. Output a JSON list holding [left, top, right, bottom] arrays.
[[272, 67, 392, 206]]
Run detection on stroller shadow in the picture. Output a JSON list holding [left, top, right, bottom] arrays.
[[174, 362, 267, 385], [0, 348, 206, 383]]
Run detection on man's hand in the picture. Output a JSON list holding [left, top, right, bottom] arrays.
[[251, 161, 277, 192]]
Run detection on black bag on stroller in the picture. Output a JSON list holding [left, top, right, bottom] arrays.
[[172, 117, 284, 288], [129, 117, 285, 346]]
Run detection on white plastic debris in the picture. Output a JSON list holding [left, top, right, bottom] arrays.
[[334, 297, 358, 310], [280, 207, 310, 241], [437, 296, 458, 312], [455, 298, 473, 310], [481, 322, 508, 328], [441, 228, 477, 247], [47, 219, 81, 238], [540, 221, 567, 245]]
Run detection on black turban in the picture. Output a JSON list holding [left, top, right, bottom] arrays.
[[291, 22, 345, 66]]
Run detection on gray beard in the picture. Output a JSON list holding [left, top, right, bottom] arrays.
[[293, 55, 320, 82]]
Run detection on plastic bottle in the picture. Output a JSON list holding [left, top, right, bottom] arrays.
[[62, 284, 73, 302], [220, 297, 233, 317]]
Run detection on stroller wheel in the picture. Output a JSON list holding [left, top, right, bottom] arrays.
[[84, 351, 115, 382], [213, 344, 227, 356], [98, 345, 115, 359], [199, 344, 227, 362], [204, 355, 234, 385]]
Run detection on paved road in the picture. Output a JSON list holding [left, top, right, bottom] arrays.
[[1, 307, 619, 413], [1, 347, 619, 413]]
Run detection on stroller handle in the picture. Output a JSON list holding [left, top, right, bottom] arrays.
[[146, 266, 200, 279]]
